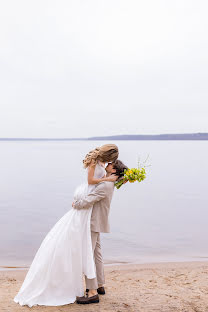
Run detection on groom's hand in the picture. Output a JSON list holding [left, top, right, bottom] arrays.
[[106, 174, 119, 182]]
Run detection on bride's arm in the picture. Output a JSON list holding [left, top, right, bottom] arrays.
[[88, 164, 117, 184]]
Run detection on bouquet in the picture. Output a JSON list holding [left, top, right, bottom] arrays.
[[114, 157, 148, 189]]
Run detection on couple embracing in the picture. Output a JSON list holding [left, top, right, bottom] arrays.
[[14, 144, 128, 306]]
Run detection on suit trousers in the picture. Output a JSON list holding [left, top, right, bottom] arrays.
[[85, 231, 105, 290]]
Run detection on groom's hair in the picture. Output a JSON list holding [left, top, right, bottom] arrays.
[[112, 160, 128, 179]]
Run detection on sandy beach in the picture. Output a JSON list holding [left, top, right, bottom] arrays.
[[1, 261, 208, 312]]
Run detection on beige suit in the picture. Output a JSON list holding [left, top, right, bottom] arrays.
[[74, 181, 115, 289]]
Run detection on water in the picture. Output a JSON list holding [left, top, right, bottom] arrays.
[[0, 140, 208, 268]]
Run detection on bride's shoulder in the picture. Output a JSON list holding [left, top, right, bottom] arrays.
[[96, 160, 106, 168], [87, 161, 103, 170], [87, 161, 105, 180], [87, 162, 96, 172]]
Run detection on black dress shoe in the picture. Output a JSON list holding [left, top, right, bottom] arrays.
[[76, 294, 99, 304], [97, 286, 105, 295], [86, 287, 105, 295]]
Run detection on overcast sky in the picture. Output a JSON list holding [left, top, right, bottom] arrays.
[[0, 0, 208, 138]]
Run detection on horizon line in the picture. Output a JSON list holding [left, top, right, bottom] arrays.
[[0, 132, 208, 141]]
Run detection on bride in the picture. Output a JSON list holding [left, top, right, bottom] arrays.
[[14, 144, 119, 307]]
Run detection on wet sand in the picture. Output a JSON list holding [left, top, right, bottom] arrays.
[[1, 261, 208, 312]]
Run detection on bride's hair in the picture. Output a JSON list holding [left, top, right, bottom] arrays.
[[83, 144, 119, 168]]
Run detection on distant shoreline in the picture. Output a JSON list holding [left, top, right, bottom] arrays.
[[0, 133, 208, 141], [1, 258, 208, 271]]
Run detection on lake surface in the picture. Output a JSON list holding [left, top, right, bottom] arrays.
[[0, 140, 208, 268]]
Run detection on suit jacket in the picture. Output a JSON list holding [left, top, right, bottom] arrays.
[[73, 181, 115, 233]]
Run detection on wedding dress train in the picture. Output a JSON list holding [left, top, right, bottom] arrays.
[[14, 162, 106, 307]]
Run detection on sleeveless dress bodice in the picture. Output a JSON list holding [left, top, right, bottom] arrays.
[[87, 162, 106, 193]]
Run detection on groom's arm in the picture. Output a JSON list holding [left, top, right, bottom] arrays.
[[73, 182, 107, 210]]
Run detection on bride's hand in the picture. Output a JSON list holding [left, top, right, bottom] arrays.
[[105, 175, 119, 182]]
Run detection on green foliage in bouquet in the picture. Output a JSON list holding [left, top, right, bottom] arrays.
[[115, 167, 146, 189], [114, 156, 149, 189]]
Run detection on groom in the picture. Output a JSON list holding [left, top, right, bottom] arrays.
[[72, 160, 128, 304]]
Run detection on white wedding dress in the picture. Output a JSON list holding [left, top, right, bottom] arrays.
[[14, 162, 106, 307]]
